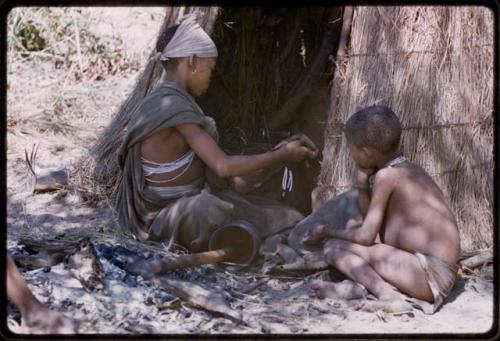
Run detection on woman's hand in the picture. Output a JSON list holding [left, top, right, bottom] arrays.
[[281, 139, 318, 163], [275, 134, 318, 163], [274, 133, 318, 152]]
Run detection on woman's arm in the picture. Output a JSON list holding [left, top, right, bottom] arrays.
[[176, 123, 317, 178]]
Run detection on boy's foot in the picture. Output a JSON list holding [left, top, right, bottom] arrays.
[[22, 305, 80, 334], [310, 279, 368, 300], [355, 298, 413, 313]]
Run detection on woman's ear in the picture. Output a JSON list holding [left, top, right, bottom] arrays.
[[188, 55, 198, 73]]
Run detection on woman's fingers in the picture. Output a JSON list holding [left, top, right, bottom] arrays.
[[302, 144, 318, 159], [297, 134, 318, 152], [274, 133, 318, 153]]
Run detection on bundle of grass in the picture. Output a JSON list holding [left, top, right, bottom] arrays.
[[315, 6, 494, 252]]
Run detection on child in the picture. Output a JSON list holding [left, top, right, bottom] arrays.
[[303, 105, 460, 314]]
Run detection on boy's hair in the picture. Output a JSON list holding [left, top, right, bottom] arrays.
[[155, 24, 181, 70], [345, 105, 402, 154]]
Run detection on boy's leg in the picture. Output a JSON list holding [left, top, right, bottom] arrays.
[[322, 239, 433, 311]]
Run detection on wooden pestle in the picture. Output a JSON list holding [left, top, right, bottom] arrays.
[[125, 247, 240, 279]]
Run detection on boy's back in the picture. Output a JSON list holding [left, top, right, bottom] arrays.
[[377, 161, 460, 264]]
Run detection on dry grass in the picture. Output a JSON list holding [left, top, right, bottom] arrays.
[[7, 7, 165, 204], [316, 7, 494, 252], [7, 7, 162, 140], [8, 7, 142, 81]]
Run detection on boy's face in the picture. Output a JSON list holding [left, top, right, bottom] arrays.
[[347, 143, 376, 169]]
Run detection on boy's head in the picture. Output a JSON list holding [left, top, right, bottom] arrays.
[[345, 105, 402, 167]]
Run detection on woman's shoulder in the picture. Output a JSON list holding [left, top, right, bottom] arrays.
[[135, 85, 196, 114]]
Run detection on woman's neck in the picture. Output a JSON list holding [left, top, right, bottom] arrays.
[[162, 71, 188, 91]]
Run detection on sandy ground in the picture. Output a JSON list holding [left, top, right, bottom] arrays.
[[5, 7, 496, 336]]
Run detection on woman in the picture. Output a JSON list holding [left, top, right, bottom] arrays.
[[115, 14, 318, 252]]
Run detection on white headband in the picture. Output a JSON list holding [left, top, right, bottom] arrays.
[[153, 13, 218, 61]]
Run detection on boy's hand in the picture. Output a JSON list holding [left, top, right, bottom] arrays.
[[302, 224, 326, 245], [355, 168, 376, 188]]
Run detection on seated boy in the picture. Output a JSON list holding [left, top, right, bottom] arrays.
[[303, 105, 460, 314]]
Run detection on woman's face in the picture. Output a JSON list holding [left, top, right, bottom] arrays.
[[188, 57, 216, 97]]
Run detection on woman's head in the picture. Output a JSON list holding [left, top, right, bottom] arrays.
[[184, 55, 216, 97], [156, 24, 181, 71], [154, 14, 218, 97]]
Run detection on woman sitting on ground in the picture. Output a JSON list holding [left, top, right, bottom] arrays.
[[115, 14, 318, 252]]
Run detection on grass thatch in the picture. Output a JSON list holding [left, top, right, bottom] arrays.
[[315, 6, 494, 252], [199, 7, 340, 153]]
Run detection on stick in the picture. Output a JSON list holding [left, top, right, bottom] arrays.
[[24, 144, 69, 193], [19, 236, 79, 254], [270, 251, 329, 273], [71, 10, 84, 78], [31, 167, 69, 193], [459, 250, 493, 270], [24, 144, 38, 177], [153, 277, 247, 325], [125, 247, 239, 279], [12, 252, 67, 270], [241, 277, 270, 294]]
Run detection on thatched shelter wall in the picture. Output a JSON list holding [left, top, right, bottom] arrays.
[[315, 6, 494, 252]]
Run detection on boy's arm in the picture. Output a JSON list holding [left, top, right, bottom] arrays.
[[325, 168, 395, 246], [353, 169, 373, 217]]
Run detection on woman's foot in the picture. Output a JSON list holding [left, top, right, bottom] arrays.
[[310, 279, 368, 300]]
